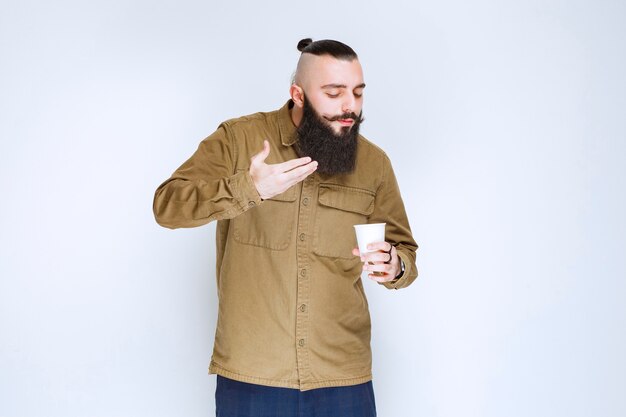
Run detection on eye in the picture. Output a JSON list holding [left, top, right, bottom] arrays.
[[326, 93, 339, 98], [354, 92, 363, 98]]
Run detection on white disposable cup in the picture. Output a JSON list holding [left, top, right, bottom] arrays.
[[353, 223, 386, 254]]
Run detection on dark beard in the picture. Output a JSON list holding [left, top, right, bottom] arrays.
[[294, 98, 363, 175]]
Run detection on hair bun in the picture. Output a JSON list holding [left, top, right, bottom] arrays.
[[297, 38, 313, 52]]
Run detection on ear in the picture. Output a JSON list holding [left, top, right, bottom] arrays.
[[290, 84, 305, 108]]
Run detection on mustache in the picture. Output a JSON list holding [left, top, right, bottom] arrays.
[[323, 112, 365, 124]]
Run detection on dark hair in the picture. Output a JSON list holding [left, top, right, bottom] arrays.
[[296, 38, 358, 60]]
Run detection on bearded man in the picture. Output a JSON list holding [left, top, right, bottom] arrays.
[[153, 38, 418, 417]]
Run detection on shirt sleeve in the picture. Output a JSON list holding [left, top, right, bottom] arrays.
[[153, 124, 262, 229], [369, 155, 419, 290]]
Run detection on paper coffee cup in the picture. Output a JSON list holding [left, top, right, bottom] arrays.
[[353, 223, 386, 254]]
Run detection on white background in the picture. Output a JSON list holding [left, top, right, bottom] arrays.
[[1, 1, 625, 416]]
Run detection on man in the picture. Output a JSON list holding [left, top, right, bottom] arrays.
[[153, 38, 418, 417]]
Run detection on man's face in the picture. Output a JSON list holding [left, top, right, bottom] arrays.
[[298, 55, 365, 135]]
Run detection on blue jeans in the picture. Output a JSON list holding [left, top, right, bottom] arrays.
[[215, 375, 377, 417]]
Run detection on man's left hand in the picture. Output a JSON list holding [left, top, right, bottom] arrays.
[[352, 242, 400, 283]]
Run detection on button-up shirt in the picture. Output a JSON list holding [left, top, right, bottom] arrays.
[[153, 100, 418, 391]]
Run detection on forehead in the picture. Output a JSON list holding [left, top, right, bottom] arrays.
[[306, 55, 364, 88]]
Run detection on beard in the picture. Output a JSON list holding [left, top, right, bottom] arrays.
[[294, 97, 364, 175]]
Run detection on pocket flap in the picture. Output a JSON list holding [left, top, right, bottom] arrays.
[[318, 184, 375, 215], [268, 186, 297, 202]]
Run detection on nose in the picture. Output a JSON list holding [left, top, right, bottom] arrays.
[[341, 94, 356, 114]]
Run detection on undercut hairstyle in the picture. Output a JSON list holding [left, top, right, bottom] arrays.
[[297, 38, 358, 60]]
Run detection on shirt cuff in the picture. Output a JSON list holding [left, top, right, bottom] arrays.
[[230, 170, 263, 211]]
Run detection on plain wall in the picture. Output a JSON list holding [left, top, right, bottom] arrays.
[[1, 0, 625, 416]]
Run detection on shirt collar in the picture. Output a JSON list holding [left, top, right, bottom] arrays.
[[278, 99, 297, 146]]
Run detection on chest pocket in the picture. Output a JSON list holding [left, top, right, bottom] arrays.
[[233, 186, 297, 250], [313, 184, 376, 259]]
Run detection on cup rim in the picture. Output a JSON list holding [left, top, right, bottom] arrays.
[[353, 223, 386, 228]]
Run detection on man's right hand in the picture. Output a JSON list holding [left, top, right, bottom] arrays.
[[249, 140, 318, 200]]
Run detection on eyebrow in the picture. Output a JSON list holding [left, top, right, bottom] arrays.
[[321, 83, 366, 89]]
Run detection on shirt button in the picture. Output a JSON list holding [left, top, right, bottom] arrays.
[[298, 339, 305, 347], [302, 197, 309, 206], [248, 201, 256, 207], [300, 304, 307, 312], [299, 233, 306, 241], [300, 269, 306, 277]]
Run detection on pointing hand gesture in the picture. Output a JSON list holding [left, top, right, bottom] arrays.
[[249, 140, 318, 200]]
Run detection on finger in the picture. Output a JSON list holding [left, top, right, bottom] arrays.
[[274, 156, 313, 173], [363, 262, 392, 274], [281, 161, 318, 184], [352, 248, 361, 257], [366, 241, 392, 252], [390, 247, 398, 264], [360, 252, 391, 264], [294, 163, 318, 183], [251, 140, 270, 165], [272, 163, 317, 195], [368, 273, 394, 283]]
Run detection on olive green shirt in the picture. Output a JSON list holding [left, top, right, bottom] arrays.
[[153, 100, 418, 391]]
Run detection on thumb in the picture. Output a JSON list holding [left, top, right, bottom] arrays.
[[251, 140, 270, 165]]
